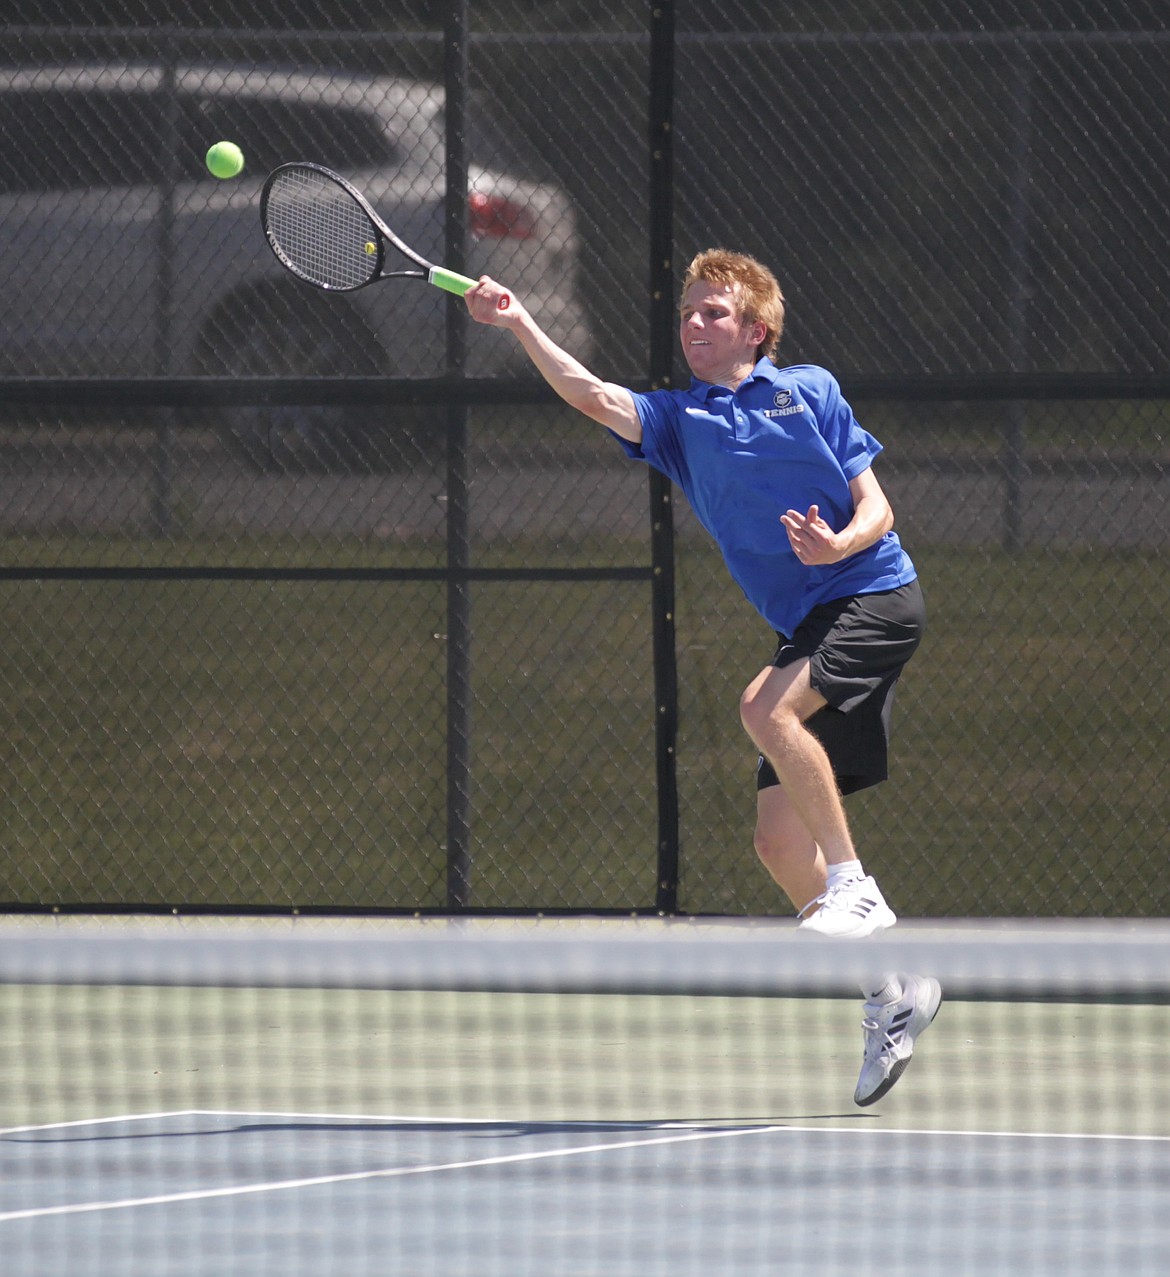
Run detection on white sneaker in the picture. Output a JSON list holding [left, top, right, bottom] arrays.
[[854, 973, 942, 1106], [797, 874, 897, 938]]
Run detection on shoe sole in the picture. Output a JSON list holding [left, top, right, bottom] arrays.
[[853, 976, 943, 1107], [799, 903, 897, 939]]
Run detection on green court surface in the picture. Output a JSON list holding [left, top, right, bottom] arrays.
[[3, 982, 1167, 1138]]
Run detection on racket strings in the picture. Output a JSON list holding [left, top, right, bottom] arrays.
[[265, 167, 380, 291]]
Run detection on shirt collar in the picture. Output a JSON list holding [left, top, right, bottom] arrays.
[[688, 357, 778, 400]]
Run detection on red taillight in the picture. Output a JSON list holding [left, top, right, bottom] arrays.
[[468, 191, 537, 240]]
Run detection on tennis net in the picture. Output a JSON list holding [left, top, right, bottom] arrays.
[[2, 915, 1168, 1275]]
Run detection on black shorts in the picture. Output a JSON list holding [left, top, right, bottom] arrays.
[[756, 579, 925, 796]]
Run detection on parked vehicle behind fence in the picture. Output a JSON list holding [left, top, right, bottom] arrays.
[[0, 63, 593, 468]]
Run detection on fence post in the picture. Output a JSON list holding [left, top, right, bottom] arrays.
[[1002, 41, 1035, 552], [648, 0, 680, 914], [444, 0, 473, 908], [152, 39, 179, 536]]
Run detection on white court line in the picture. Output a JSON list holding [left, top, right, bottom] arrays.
[[769, 1124, 1170, 1144], [0, 1121, 786, 1223], [5, 1111, 1170, 1225], [0, 1111, 207, 1138], [0, 1109, 519, 1137]]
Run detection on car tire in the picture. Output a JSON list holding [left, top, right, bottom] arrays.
[[199, 290, 444, 473]]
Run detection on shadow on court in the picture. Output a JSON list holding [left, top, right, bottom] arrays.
[[3, 1109, 1170, 1276]]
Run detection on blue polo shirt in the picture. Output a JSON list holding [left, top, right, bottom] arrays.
[[617, 360, 917, 638]]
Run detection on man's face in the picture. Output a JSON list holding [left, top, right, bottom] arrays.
[[678, 280, 763, 384]]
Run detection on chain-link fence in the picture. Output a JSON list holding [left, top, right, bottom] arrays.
[[2, 2, 1168, 916]]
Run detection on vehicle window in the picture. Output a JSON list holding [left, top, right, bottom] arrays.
[[437, 97, 558, 184], [180, 96, 396, 174], [0, 83, 397, 194], [0, 89, 161, 191]]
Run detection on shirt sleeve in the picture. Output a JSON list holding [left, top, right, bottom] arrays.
[[609, 389, 692, 489], [806, 369, 884, 479]]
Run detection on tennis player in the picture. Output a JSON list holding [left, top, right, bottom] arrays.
[[465, 249, 939, 1105]]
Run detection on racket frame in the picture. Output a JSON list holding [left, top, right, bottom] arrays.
[[260, 161, 478, 297]]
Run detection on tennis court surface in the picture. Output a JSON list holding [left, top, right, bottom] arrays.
[[2, 916, 1168, 1274]]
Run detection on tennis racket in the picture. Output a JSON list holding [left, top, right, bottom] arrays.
[[260, 161, 509, 307]]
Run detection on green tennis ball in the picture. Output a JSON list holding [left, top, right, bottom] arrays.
[[206, 141, 244, 180]]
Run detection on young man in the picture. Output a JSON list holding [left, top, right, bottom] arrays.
[[465, 249, 939, 1106]]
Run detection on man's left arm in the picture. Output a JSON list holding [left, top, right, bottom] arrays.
[[780, 467, 894, 566]]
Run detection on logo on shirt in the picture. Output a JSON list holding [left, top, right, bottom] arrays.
[[765, 388, 804, 418]]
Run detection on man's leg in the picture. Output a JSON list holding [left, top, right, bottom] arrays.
[[751, 704, 939, 1104], [752, 782, 826, 916], [740, 658, 856, 866], [742, 658, 894, 938], [751, 714, 939, 1106]]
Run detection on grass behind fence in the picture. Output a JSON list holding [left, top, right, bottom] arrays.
[[674, 543, 1169, 916], [1, 540, 1166, 916]]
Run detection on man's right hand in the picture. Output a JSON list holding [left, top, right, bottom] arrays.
[[464, 276, 517, 326]]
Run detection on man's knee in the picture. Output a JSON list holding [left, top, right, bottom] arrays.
[[740, 661, 822, 746], [740, 684, 802, 750], [752, 812, 779, 866]]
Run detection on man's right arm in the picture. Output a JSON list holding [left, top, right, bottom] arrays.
[[463, 276, 643, 445]]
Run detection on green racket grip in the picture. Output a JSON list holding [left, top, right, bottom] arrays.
[[428, 267, 511, 309], [428, 267, 476, 295]]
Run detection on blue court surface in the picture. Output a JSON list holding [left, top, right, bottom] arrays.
[[4, 1104, 1170, 1275]]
